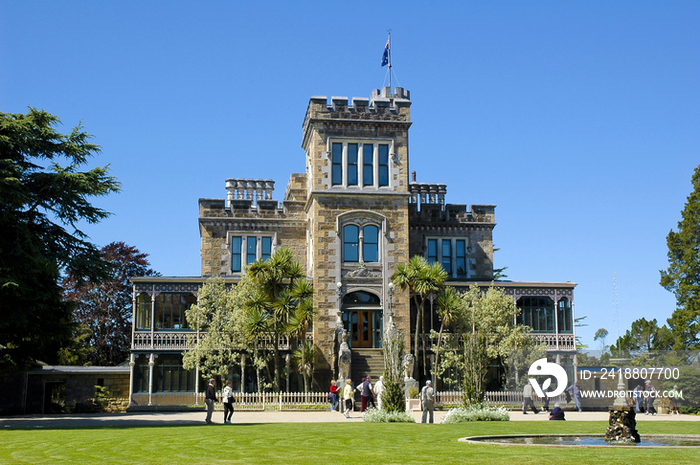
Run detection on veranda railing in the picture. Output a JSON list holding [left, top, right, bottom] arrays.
[[131, 390, 562, 410]]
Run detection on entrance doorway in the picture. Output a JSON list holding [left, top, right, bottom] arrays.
[[342, 291, 383, 348]]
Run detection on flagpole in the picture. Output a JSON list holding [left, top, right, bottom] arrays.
[[388, 31, 392, 90]]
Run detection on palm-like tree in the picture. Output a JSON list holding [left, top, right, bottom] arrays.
[[285, 278, 315, 392], [247, 247, 309, 391], [393, 255, 447, 377], [433, 286, 464, 386]]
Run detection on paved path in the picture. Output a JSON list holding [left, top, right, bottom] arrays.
[[1, 409, 697, 429]]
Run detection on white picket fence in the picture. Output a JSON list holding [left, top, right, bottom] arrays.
[[131, 390, 560, 410]]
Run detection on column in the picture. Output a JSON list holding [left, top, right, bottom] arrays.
[[128, 354, 137, 406], [147, 353, 157, 406]]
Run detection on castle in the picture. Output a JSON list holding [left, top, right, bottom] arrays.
[[129, 87, 576, 401]]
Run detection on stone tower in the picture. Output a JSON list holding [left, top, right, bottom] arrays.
[[302, 87, 413, 386]]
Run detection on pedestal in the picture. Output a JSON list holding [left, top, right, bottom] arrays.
[[605, 406, 641, 443]]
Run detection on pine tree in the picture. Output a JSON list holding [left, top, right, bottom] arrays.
[[660, 164, 700, 349]]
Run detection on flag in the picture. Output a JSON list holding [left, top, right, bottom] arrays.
[[381, 37, 390, 67]]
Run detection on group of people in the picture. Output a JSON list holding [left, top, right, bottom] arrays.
[[632, 380, 679, 415], [328, 377, 437, 424], [204, 379, 236, 424], [329, 375, 386, 418]]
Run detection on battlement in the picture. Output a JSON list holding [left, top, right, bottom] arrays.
[[302, 87, 411, 137], [408, 174, 495, 224]]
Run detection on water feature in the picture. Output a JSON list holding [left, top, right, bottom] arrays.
[[460, 434, 700, 448]]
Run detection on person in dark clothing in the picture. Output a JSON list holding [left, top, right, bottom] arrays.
[[205, 379, 217, 424], [549, 403, 566, 420]]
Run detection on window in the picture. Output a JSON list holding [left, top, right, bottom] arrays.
[[247, 236, 257, 265], [363, 225, 379, 262], [153, 356, 196, 392], [441, 240, 452, 275], [343, 223, 380, 263], [343, 225, 359, 262], [363, 144, 374, 186], [231, 237, 242, 272], [154, 293, 196, 329], [347, 143, 358, 186], [231, 235, 274, 272], [261, 237, 272, 262], [332, 142, 342, 185], [557, 298, 573, 333], [516, 297, 555, 333], [456, 240, 467, 278], [329, 141, 391, 188], [427, 239, 438, 264], [378, 144, 389, 186], [135, 293, 151, 329], [425, 238, 469, 279]]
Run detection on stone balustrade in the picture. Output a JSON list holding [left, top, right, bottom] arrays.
[[225, 178, 275, 206]]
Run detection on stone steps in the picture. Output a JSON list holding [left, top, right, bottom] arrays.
[[351, 349, 385, 387]]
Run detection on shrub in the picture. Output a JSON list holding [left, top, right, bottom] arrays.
[[440, 404, 510, 423], [363, 408, 416, 423], [407, 387, 419, 399]]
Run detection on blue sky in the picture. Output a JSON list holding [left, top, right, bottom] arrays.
[[1, 1, 698, 349]]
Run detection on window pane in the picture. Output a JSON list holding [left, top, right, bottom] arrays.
[[136, 293, 151, 329], [456, 240, 466, 278], [231, 236, 242, 272], [247, 236, 257, 265], [378, 145, 389, 186], [441, 240, 451, 274], [332, 143, 343, 185], [261, 237, 272, 262], [344, 225, 359, 262], [363, 144, 373, 186], [347, 143, 358, 186], [363, 225, 379, 262], [427, 239, 437, 264]]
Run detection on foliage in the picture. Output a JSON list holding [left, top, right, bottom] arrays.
[[610, 318, 674, 356], [182, 277, 253, 380], [660, 164, 700, 349], [441, 404, 510, 423], [432, 286, 463, 386], [56, 323, 93, 365], [433, 285, 543, 404], [292, 340, 316, 392], [362, 407, 415, 423], [381, 322, 406, 412], [62, 242, 159, 365], [393, 255, 447, 377], [246, 247, 314, 391], [593, 328, 609, 353], [0, 109, 120, 366], [406, 387, 419, 399]]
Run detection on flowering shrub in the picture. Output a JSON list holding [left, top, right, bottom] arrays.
[[363, 408, 416, 423], [440, 404, 510, 423]]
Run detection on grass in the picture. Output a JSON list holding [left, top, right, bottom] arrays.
[[2, 421, 700, 464]]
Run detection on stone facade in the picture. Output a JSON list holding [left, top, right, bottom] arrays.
[[129, 87, 577, 397]]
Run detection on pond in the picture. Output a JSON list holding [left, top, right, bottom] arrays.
[[460, 434, 700, 448]]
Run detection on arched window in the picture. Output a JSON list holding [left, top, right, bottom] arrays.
[[343, 225, 359, 262], [343, 223, 380, 263]]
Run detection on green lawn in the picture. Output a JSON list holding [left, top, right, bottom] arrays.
[[2, 421, 700, 464]]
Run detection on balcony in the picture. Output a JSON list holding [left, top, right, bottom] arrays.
[[417, 332, 576, 352], [132, 331, 299, 351]]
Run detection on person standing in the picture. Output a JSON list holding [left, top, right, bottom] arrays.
[[373, 376, 385, 410], [357, 376, 373, 412], [645, 380, 657, 415], [329, 380, 339, 412], [420, 380, 435, 423], [670, 385, 680, 415], [632, 385, 643, 413], [343, 379, 354, 418], [566, 381, 582, 412], [205, 379, 217, 424], [222, 380, 234, 424], [523, 382, 539, 415]]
